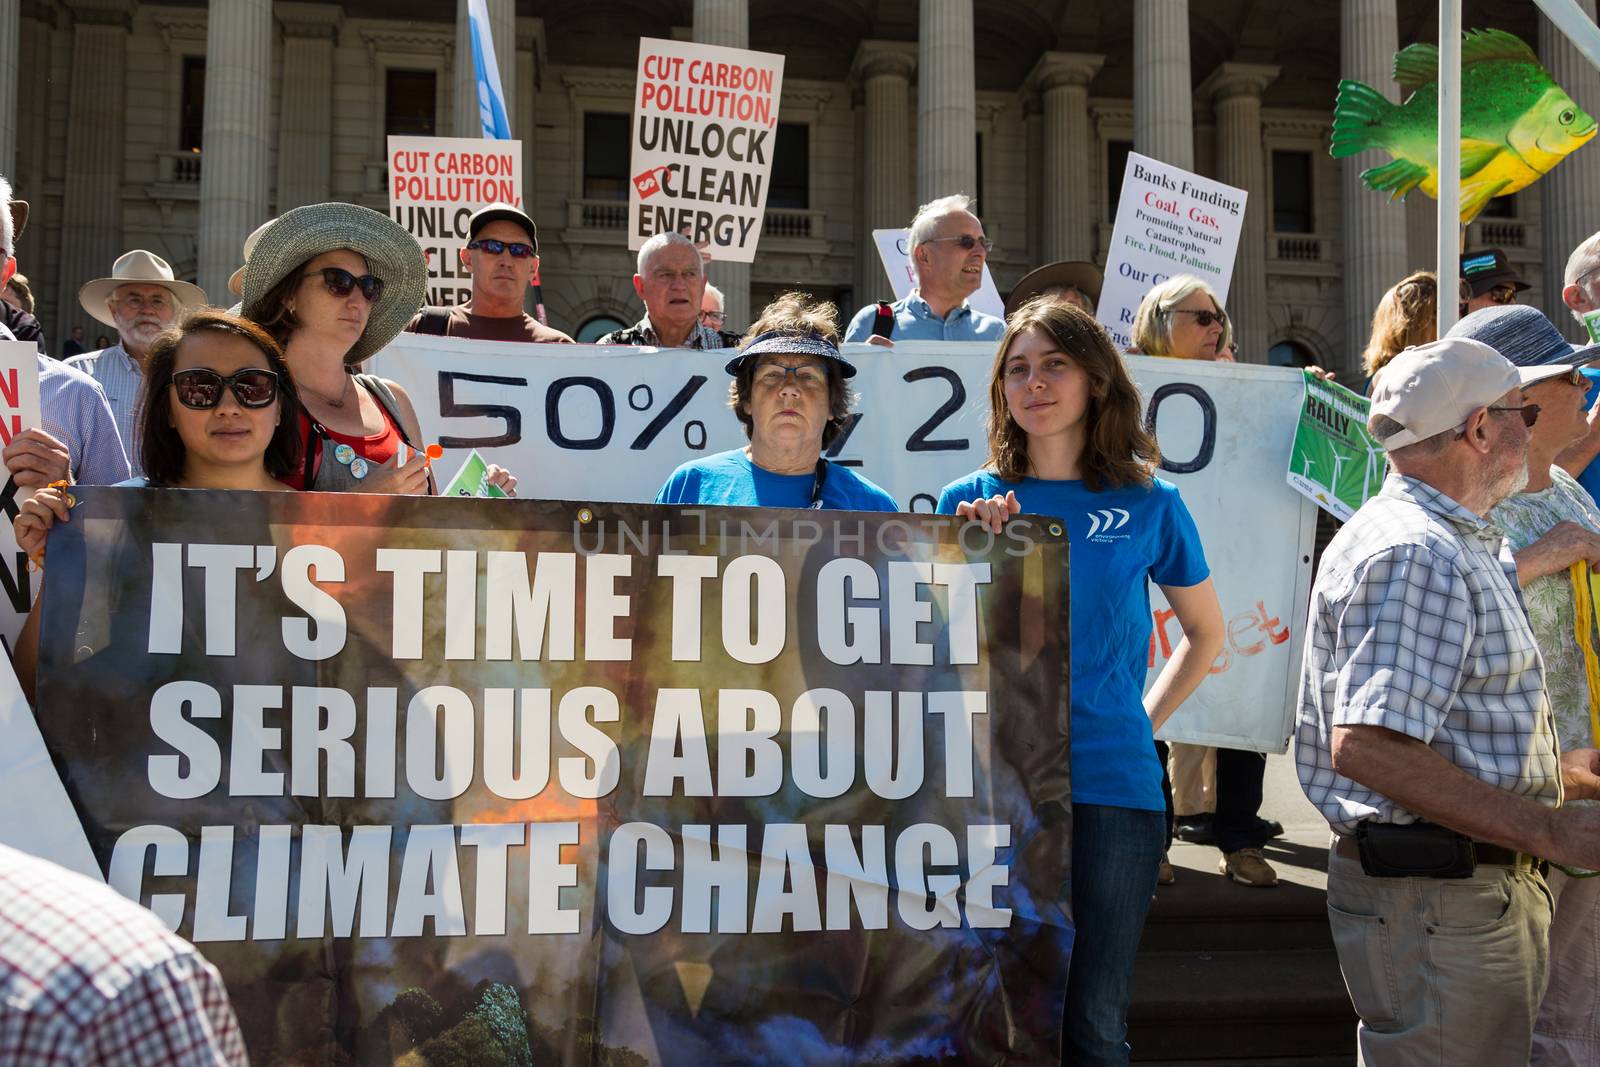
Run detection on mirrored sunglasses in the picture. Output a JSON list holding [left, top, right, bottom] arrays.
[[303, 267, 385, 303], [172, 367, 280, 410], [468, 238, 536, 258]]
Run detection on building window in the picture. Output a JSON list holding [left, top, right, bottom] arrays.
[[180, 56, 205, 152], [1107, 140, 1133, 216], [584, 113, 631, 201], [1268, 340, 1316, 368], [385, 70, 437, 137], [769, 123, 809, 210], [1480, 193, 1517, 218], [1272, 151, 1314, 234], [577, 315, 628, 342]]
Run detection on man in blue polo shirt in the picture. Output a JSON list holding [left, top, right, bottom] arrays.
[[844, 194, 1004, 345]]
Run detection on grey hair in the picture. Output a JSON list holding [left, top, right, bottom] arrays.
[[637, 231, 702, 277], [1564, 231, 1600, 321], [703, 282, 725, 308], [907, 194, 978, 253], [1131, 274, 1228, 357], [0, 175, 13, 258]]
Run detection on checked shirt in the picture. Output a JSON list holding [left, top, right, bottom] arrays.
[[0, 844, 246, 1067], [1295, 474, 1563, 835]]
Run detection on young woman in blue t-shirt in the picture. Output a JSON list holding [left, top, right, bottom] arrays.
[[938, 298, 1225, 1064]]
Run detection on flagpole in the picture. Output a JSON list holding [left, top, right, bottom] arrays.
[[1437, 0, 1462, 337]]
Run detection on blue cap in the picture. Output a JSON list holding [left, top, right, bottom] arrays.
[[724, 330, 857, 378], [1445, 304, 1600, 368]]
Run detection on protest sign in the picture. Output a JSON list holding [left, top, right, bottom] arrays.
[[1286, 371, 1387, 521], [628, 38, 784, 263], [0, 654, 98, 878], [375, 336, 1315, 751], [871, 228, 1006, 320], [442, 448, 510, 498], [1097, 152, 1248, 352], [0, 341, 43, 651], [388, 135, 524, 307], [35, 488, 1072, 1064]]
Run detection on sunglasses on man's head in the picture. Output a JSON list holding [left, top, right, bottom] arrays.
[[1173, 308, 1227, 328], [302, 267, 385, 303], [468, 238, 536, 258], [172, 368, 280, 410]]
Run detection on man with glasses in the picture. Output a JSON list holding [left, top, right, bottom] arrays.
[[1460, 248, 1530, 316], [67, 249, 205, 477], [1297, 335, 1600, 1065], [701, 282, 729, 335], [405, 203, 573, 343], [599, 232, 740, 349], [844, 194, 1004, 345]]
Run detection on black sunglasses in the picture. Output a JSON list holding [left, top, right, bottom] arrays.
[[1487, 403, 1540, 427], [302, 267, 385, 303], [468, 238, 536, 258], [172, 367, 280, 410], [1173, 308, 1227, 328], [925, 234, 995, 253]]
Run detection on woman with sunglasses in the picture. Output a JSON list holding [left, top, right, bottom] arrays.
[[1131, 275, 1232, 361], [242, 203, 515, 495], [938, 300, 1224, 1063], [12, 310, 299, 695]]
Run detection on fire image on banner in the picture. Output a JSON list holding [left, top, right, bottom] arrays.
[[389, 135, 525, 307], [35, 489, 1073, 1064], [628, 38, 785, 263]]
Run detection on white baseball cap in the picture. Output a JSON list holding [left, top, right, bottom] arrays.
[[1368, 337, 1532, 450]]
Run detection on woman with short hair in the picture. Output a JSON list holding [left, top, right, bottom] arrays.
[[656, 291, 896, 510], [938, 299, 1224, 1064]]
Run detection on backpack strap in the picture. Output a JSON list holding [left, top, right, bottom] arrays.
[[413, 307, 452, 336], [353, 374, 436, 494], [871, 302, 895, 340]]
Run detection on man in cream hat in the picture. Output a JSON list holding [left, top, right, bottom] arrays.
[[1296, 337, 1600, 1063], [67, 251, 206, 476]]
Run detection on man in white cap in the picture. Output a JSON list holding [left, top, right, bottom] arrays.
[[405, 203, 572, 343], [1296, 337, 1600, 1064], [67, 250, 206, 475]]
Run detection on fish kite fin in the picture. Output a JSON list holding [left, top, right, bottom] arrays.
[[1461, 28, 1539, 68], [1393, 43, 1439, 93], [1460, 178, 1511, 224], [1362, 157, 1431, 199], [1459, 139, 1504, 178], [1331, 79, 1399, 158]]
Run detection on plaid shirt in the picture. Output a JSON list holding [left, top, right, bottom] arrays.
[[1295, 474, 1563, 835], [0, 844, 247, 1066], [597, 313, 737, 349]]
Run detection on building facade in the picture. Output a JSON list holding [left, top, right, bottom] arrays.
[[4, 0, 1598, 376]]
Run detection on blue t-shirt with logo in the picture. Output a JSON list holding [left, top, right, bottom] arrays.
[[937, 470, 1209, 812], [656, 448, 900, 511]]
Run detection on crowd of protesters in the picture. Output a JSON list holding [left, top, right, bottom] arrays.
[[6, 153, 1600, 1067]]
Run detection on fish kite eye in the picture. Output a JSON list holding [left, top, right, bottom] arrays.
[[1561, 108, 1577, 126]]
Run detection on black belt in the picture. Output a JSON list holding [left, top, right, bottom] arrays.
[[1333, 832, 1539, 871]]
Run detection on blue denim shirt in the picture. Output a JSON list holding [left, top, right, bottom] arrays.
[[844, 291, 1004, 343]]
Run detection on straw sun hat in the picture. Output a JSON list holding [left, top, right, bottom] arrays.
[[241, 202, 427, 366]]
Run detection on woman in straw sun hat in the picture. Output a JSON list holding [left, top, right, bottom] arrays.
[[241, 201, 515, 496]]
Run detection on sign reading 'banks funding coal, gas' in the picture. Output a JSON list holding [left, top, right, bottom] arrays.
[[1097, 152, 1248, 353], [628, 38, 785, 264]]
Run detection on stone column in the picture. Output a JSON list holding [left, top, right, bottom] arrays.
[[0, 1, 18, 180], [57, 0, 133, 342], [16, 3, 52, 266], [851, 41, 917, 302], [1134, 0, 1193, 170], [694, 0, 750, 330], [197, 0, 272, 304], [1026, 52, 1104, 263], [1540, 0, 1600, 340], [455, 0, 516, 137], [917, 0, 977, 203], [275, 4, 341, 212], [1340, 0, 1407, 378], [1200, 63, 1278, 363]]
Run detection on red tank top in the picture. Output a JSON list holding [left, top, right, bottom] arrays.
[[281, 403, 404, 491]]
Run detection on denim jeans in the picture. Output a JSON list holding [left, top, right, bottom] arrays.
[[1063, 802, 1166, 1065]]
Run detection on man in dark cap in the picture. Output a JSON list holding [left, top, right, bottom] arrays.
[[1461, 248, 1530, 316], [406, 202, 572, 343]]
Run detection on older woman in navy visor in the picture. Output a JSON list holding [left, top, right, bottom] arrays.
[[655, 291, 898, 511]]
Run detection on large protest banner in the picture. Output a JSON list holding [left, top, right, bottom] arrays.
[[628, 38, 784, 262], [375, 337, 1315, 751], [35, 489, 1072, 1064], [0, 340, 43, 650], [1097, 152, 1247, 352], [389, 135, 525, 308]]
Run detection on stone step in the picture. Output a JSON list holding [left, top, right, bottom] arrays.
[[1128, 948, 1356, 1061], [1135, 1057, 1353, 1066], [1141, 837, 1334, 953]]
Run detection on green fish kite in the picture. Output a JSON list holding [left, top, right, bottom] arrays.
[[1331, 28, 1597, 224]]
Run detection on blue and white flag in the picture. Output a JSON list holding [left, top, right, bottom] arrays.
[[467, 0, 512, 139]]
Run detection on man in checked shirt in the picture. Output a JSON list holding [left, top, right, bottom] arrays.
[[1297, 337, 1600, 1066]]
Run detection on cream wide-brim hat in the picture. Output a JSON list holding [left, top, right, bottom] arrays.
[[240, 203, 427, 367], [78, 249, 208, 328]]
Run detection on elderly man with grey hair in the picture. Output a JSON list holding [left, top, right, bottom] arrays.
[[599, 232, 740, 349], [844, 193, 1004, 345], [1549, 231, 1600, 508]]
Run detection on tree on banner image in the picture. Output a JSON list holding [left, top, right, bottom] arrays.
[[468, 0, 512, 139]]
